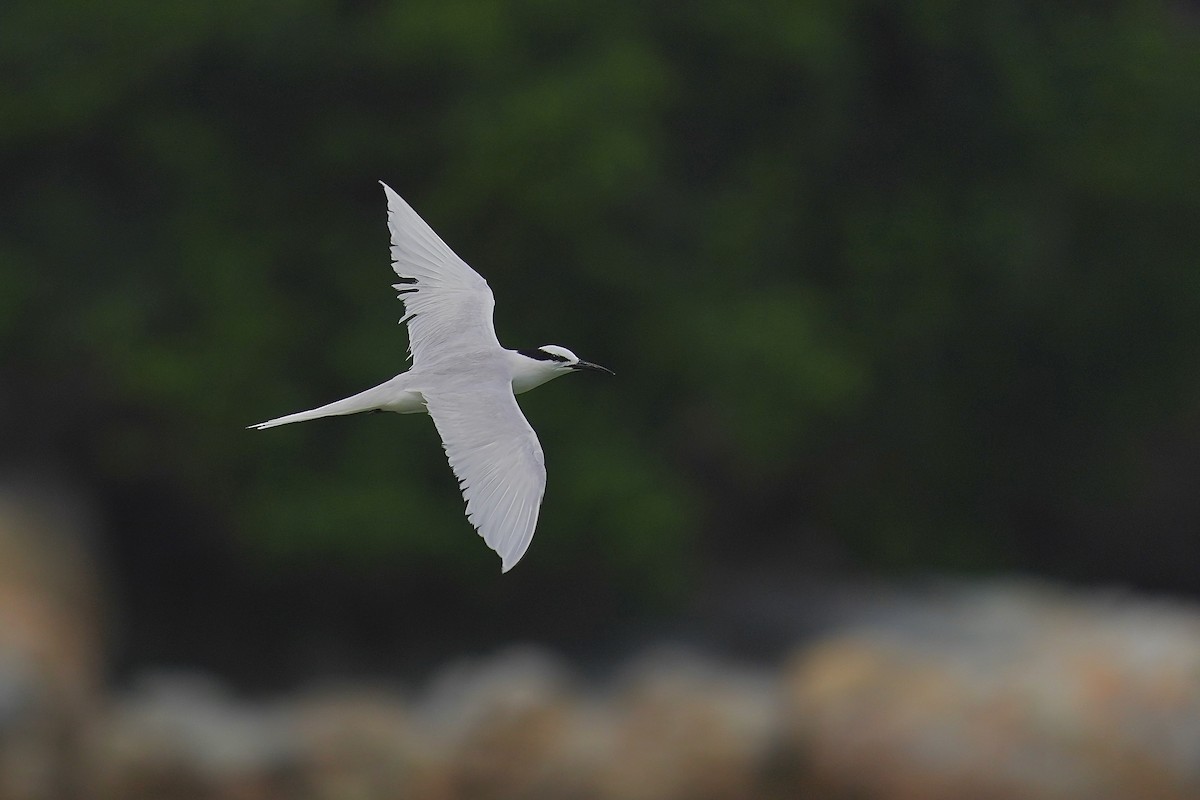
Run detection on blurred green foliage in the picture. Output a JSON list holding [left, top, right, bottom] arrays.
[[2, 0, 1199, 595]]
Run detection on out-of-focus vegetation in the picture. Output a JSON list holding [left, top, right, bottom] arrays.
[[2, 0, 1199, 629]]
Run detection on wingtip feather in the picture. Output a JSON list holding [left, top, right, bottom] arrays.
[[379, 180, 400, 202]]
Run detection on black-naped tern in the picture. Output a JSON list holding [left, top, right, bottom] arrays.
[[250, 183, 612, 571]]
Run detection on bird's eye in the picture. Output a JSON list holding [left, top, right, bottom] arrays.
[[518, 348, 567, 362]]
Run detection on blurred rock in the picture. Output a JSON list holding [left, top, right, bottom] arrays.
[[0, 553, 1193, 800], [291, 686, 444, 800], [92, 672, 297, 799], [597, 647, 780, 800], [0, 484, 106, 800], [783, 581, 1200, 800], [418, 646, 588, 800]]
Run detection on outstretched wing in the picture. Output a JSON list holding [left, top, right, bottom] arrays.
[[381, 182, 500, 366], [424, 379, 547, 572]]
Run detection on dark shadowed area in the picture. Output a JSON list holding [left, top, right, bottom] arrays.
[[2, 1, 1199, 798]]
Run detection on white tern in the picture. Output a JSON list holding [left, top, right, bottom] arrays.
[[250, 183, 612, 571]]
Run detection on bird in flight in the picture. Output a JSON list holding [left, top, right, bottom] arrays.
[[250, 182, 613, 572]]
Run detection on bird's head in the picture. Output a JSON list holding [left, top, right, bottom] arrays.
[[512, 345, 614, 393]]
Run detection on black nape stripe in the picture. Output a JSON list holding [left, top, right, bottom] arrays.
[[518, 348, 569, 363]]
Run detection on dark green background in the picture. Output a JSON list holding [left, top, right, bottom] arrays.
[[3, 0, 1198, 681]]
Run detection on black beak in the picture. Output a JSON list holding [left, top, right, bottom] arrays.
[[573, 360, 615, 376]]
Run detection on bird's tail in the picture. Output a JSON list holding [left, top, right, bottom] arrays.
[[248, 384, 393, 430]]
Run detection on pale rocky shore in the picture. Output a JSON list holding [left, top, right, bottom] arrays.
[[1, 492, 1199, 800]]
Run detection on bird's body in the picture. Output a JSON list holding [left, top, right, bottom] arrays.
[[250, 183, 611, 572], [249, 348, 565, 427]]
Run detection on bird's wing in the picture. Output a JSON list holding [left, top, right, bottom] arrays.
[[423, 378, 547, 572], [381, 182, 500, 366]]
